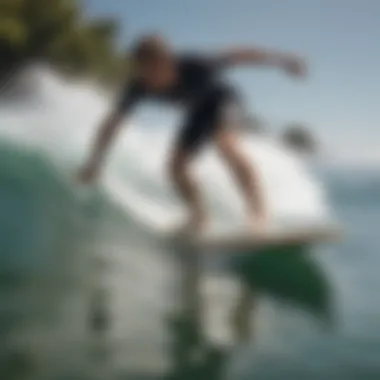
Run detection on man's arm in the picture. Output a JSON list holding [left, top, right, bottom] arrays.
[[78, 109, 125, 183], [78, 82, 141, 184], [214, 47, 306, 76]]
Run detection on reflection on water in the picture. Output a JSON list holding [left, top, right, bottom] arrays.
[[164, 313, 229, 380]]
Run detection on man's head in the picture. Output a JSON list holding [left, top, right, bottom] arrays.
[[130, 34, 176, 89]]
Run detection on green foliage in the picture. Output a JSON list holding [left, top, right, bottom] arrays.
[[0, 0, 126, 85], [281, 123, 318, 154], [0, 16, 27, 48], [232, 244, 333, 324], [245, 114, 268, 135]]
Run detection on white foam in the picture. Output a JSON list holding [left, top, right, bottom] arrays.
[[0, 66, 334, 234]]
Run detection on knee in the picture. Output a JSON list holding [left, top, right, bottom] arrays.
[[216, 133, 248, 168], [215, 130, 240, 159], [168, 152, 191, 183]]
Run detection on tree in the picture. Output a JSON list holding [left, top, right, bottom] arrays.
[[0, 0, 126, 86], [281, 123, 318, 154], [243, 113, 268, 135]]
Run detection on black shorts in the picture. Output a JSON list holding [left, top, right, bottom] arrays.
[[176, 85, 244, 154]]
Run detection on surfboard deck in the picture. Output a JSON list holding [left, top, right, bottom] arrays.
[[167, 224, 342, 253]]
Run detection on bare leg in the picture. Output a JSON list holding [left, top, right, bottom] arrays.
[[214, 128, 267, 229], [214, 127, 264, 343], [168, 148, 208, 233]]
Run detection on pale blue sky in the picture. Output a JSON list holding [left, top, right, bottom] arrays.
[[86, 0, 380, 150]]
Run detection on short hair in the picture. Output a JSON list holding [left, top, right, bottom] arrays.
[[130, 33, 170, 63]]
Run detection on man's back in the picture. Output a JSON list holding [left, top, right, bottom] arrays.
[[117, 54, 226, 113]]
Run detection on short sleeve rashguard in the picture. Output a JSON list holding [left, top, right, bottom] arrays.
[[115, 53, 228, 114]]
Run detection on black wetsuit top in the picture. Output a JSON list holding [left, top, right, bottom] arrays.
[[117, 54, 241, 153]]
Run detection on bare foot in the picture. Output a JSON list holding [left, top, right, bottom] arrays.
[[176, 213, 209, 237], [247, 213, 267, 235]]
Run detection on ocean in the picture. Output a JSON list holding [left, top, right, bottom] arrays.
[[0, 67, 379, 380]]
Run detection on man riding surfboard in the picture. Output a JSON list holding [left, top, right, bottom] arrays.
[[78, 34, 306, 234]]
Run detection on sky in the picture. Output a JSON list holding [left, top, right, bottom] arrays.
[[85, 0, 380, 163]]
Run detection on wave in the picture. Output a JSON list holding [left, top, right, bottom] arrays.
[[0, 67, 338, 375], [0, 138, 79, 277], [0, 65, 334, 261]]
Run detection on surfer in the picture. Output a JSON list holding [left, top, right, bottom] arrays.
[[78, 34, 306, 233]]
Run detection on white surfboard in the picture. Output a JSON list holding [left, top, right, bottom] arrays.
[[162, 223, 342, 350], [166, 224, 342, 254]]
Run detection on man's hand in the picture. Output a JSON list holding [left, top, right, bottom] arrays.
[[77, 163, 99, 185], [282, 56, 307, 78]]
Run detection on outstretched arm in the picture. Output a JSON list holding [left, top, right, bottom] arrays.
[[78, 80, 141, 184], [78, 110, 125, 183], [215, 47, 306, 76]]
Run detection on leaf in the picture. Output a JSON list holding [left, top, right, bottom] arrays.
[[0, 17, 27, 47], [281, 123, 318, 154], [231, 244, 333, 324], [0, 0, 124, 85], [87, 19, 119, 40]]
